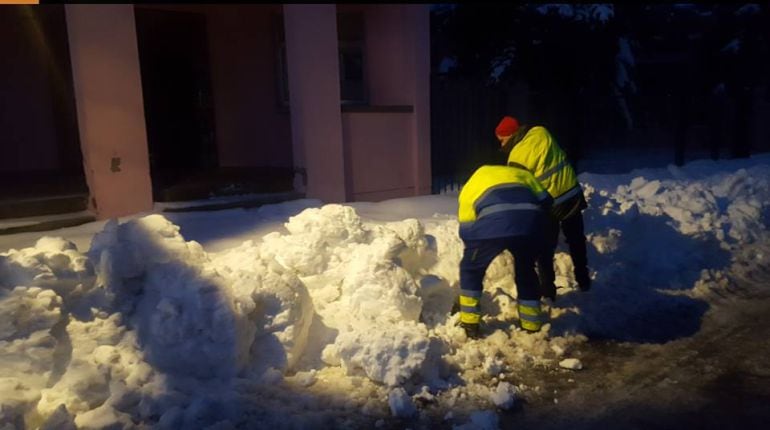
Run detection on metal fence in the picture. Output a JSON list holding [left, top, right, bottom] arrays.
[[430, 76, 770, 194]]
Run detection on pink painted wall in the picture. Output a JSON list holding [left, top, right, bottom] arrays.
[[364, 5, 411, 106], [0, 7, 61, 172], [342, 112, 414, 201], [283, 4, 347, 202], [65, 4, 153, 218], [408, 5, 433, 196], [207, 6, 292, 168], [341, 4, 431, 200]]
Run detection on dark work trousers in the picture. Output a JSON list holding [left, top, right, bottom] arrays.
[[460, 236, 543, 301], [537, 208, 590, 298]]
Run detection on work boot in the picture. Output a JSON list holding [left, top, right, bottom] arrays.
[[460, 322, 481, 340], [575, 269, 591, 292], [450, 295, 461, 315]]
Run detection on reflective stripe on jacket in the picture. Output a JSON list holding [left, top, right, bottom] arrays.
[[507, 126, 580, 202], [458, 165, 552, 241]]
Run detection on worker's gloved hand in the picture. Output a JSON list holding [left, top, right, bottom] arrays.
[[576, 275, 591, 292]]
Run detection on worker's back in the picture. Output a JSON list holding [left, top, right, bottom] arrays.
[[458, 165, 552, 241], [507, 126, 580, 205]]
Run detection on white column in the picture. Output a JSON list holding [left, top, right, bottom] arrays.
[[65, 4, 153, 218]]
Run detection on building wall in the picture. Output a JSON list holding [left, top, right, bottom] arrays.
[[284, 3, 432, 204], [2, 4, 432, 216], [338, 4, 431, 201], [364, 5, 411, 106], [342, 112, 414, 201], [205, 5, 292, 169]]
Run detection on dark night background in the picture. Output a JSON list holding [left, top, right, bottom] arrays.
[[1, 3, 768, 202], [429, 3, 770, 190]]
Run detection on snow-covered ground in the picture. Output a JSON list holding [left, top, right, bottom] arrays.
[[1, 154, 769, 429]]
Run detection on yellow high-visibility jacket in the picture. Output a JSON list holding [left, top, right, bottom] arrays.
[[507, 126, 582, 207], [458, 165, 552, 241]]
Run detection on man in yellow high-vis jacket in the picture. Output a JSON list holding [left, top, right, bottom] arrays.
[[457, 164, 553, 338], [495, 116, 591, 300]]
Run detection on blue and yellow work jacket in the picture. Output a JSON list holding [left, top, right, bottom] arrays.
[[507, 126, 582, 209], [458, 165, 552, 241]]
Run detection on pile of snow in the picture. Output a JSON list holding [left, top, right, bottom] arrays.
[[1, 154, 769, 429]]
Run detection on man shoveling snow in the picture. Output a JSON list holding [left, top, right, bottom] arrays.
[[456, 165, 553, 338]]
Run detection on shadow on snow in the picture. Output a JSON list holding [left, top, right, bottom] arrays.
[[549, 209, 730, 343]]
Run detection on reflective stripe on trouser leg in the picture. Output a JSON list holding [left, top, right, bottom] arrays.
[[517, 299, 543, 332], [459, 289, 481, 324]]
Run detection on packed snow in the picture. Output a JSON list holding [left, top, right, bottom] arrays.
[[1, 154, 769, 429]]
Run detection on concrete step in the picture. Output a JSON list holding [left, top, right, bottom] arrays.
[[0, 194, 89, 220], [0, 211, 96, 236], [152, 167, 295, 202], [159, 191, 306, 213]]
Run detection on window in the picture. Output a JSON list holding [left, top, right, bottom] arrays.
[[338, 42, 366, 104], [274, 11, 367, 106], [337, 12, 367, 104]]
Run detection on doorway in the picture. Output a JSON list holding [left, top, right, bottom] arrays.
[[134, 8, 217, 201]]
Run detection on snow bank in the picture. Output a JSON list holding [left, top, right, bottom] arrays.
[[2, 154, 769, 428], [89, 215, 287, 379], [1, 214, 318, 428], [261, 205, 431, 386]]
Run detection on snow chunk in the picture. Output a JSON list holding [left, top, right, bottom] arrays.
[[330, 322, 430, 386], [0, 237, 94, 305], [0, 286, 63, 421], [261, 204, 368, 276], [0, 286, 61, 340], [36, 314, 132, 418], [213, 240, 314, 373], [388, 387, 416, 418], [559, 358, 583, 370], [340, 236, 422, 324], [636, 180, 661, 199], [490, 382, 516, 410], [74, 402, 134, 430], [285, 204, 368, 244], [39, 404, 76, 430], [88, 215, 208, 311], [262, 204, 433, 385], [483, 354, 505, 376]]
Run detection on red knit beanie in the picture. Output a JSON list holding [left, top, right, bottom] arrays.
[[495, 116, 519, 137]]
